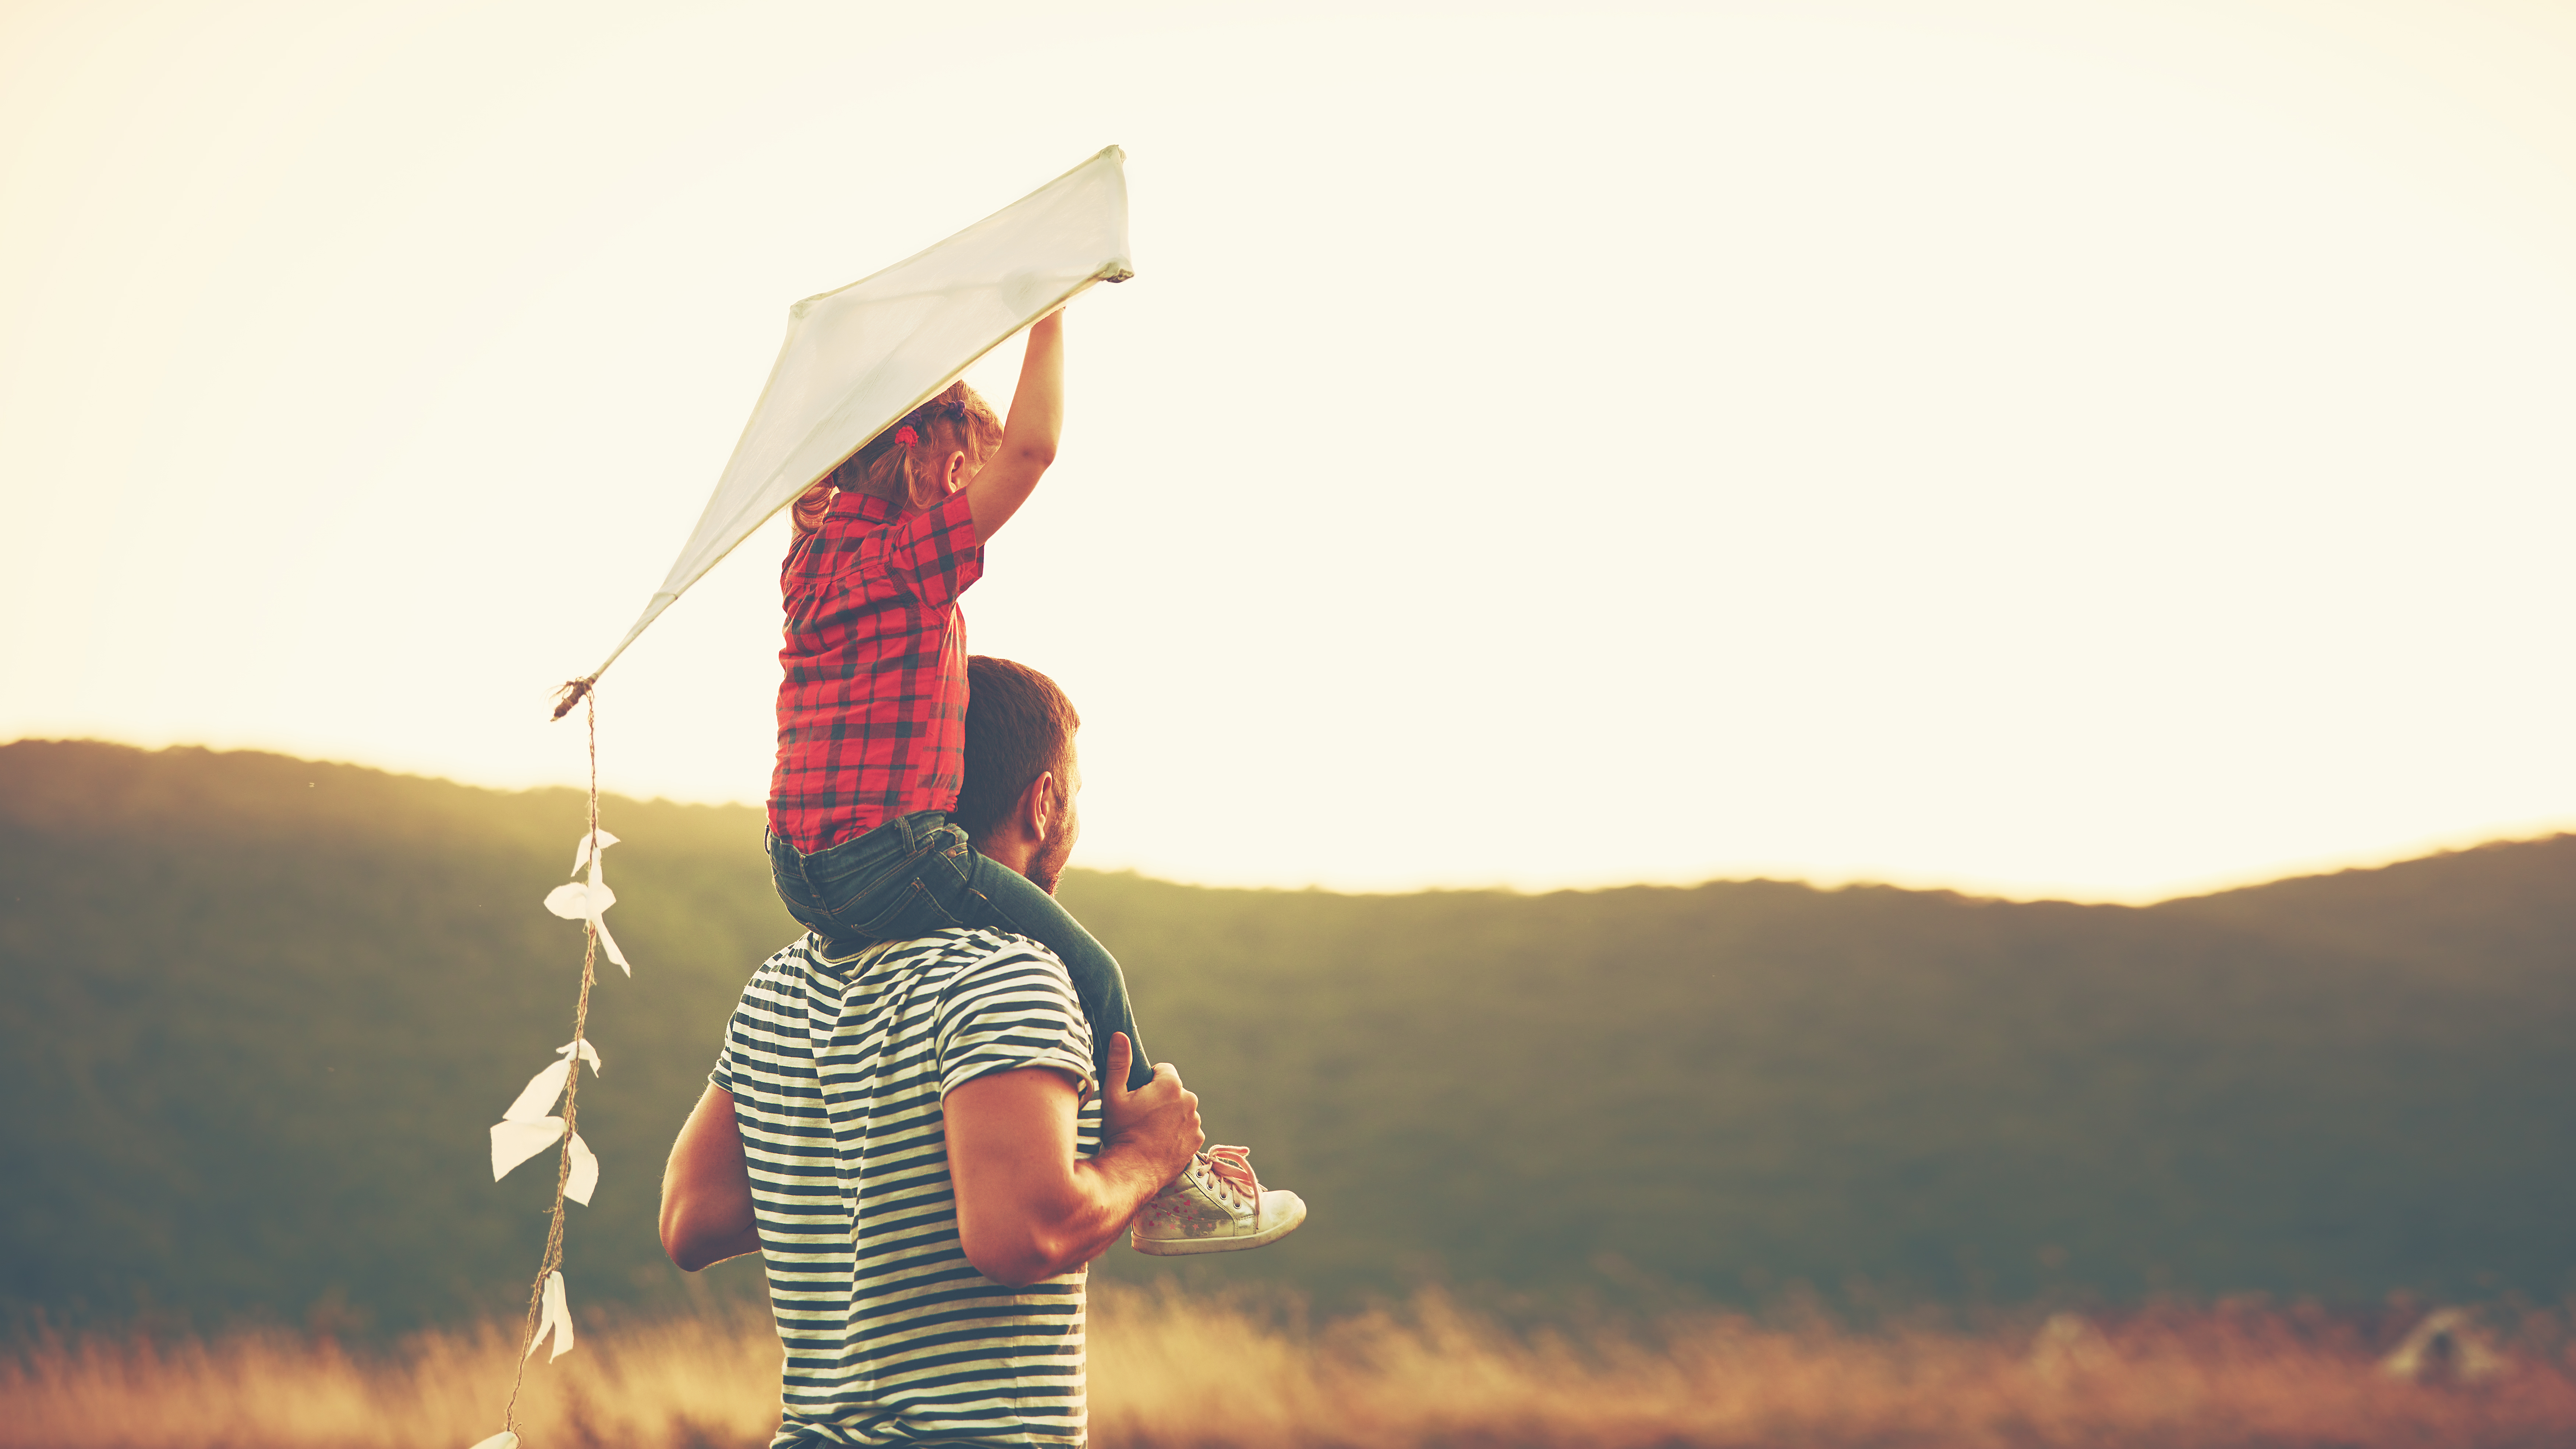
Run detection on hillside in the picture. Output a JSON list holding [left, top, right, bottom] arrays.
[[4, 739, 2573, 1332]]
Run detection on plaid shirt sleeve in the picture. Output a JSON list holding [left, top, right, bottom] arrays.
[[885, 490, 984, 611]]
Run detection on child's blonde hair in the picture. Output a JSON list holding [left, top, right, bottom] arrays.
[[793, 382, 1006, 534]]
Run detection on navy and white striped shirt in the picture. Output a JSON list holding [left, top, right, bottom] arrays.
[[713, 929, 1102, 1449]]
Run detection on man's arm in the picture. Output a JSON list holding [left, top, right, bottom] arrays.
[[659, 1084, 762, 1272], [964, 310, 1063, 544], [945, 1032, 1200, 1288]]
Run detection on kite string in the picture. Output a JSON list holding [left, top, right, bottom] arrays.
[[502, 688, 604, 1436]]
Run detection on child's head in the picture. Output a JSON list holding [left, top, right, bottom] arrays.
[[793, 382, 1005, 533]]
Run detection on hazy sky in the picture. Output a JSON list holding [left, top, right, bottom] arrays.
[[6, 0, 2573, 902]]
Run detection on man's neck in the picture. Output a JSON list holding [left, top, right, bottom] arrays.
[[976, 831, 1038, 882]]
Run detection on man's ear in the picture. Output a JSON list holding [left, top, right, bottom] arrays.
[[1016, 770, 1059, 842]]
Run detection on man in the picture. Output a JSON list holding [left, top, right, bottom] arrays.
[[658, 657, 1291, 1449]]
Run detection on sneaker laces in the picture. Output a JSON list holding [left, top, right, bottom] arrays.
[[1139, 1147, 1262, 1227], [1201, 1145, 1259, 1205]]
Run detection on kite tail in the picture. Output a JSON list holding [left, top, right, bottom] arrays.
[[498, 685, 608, 1441], [551, 676, 597, 722]]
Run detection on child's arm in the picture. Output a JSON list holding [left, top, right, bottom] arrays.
[[966, 311, 1064, 543]]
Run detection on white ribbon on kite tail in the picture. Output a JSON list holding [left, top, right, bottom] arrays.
[[553, 145, 1136, 718]]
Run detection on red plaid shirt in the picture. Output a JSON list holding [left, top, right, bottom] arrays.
[[769, 488, 984, 853]]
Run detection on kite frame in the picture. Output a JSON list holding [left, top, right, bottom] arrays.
[[571, 146, 1133, 696]]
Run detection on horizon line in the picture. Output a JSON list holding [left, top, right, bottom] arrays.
[[8, 734, 2569, 911]]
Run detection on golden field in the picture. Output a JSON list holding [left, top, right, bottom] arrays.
[[8, 1288, 2576, 1449]]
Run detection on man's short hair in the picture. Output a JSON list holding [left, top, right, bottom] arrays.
[[953, 656, 1080, 842]]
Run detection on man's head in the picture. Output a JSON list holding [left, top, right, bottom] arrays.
[[953, 655, 1082, 893]]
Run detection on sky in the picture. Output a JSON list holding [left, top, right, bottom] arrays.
[[4, 0, 2573, 903]]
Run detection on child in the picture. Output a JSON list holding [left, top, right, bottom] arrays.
[[765, 310, 1302, 1257]]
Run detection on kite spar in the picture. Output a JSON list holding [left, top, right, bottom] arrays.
[[553, 145, 1135, 717]]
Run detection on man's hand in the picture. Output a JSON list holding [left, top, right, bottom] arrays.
[[1098, 1032, 1202, 1187]]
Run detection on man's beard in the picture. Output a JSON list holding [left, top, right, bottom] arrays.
[[1027, 823, 1074, 895]]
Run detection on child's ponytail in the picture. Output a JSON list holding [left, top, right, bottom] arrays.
[[790, 383, 1006, 536], [790, 477, 836, 534]]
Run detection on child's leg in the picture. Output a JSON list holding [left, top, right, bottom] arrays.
[[769, 814, 1151, 1091], [942, 849, 1154, 1092]]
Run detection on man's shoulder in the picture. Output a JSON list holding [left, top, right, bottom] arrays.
[[741, 929, 1072, 1007], [907, 929, 1094, 1100], [891, 930, 1082, 1025], [887, 927, 1075, 996]]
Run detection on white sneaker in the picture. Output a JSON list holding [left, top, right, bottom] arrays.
[[1130, 1145, 1306, 1256]]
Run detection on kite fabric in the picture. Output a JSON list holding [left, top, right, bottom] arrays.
[[563, 146, 1135, 702]]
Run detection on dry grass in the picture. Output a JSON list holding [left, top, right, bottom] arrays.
[[10, 1289, 2576, 1449]]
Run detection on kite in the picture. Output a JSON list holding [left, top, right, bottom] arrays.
[[554, 144, 1135, 716], [472, 148, 1137, 1449]]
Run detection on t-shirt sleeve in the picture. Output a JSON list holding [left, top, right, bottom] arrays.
[[935, 939, 1097, 1100], [885, 488, 985, 612], [710, 1005, 741, 1093], [709, 958, 774, 1095]]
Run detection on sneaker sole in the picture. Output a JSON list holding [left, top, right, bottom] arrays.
[[1132, 1192, 1308, 1257]]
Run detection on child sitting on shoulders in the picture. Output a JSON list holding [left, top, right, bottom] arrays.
[[767, 310, 1302, 1257]]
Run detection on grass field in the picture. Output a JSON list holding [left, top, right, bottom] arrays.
[[8, 1287, 2575, 1449]]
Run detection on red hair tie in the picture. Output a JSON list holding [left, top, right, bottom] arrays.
[[893, 425, 919, 447]]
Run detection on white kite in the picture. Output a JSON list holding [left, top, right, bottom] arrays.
[[554, 145, 1134, 715]]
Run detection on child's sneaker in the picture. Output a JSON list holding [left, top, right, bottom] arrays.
[[1130, 1145, 1306, 1256]]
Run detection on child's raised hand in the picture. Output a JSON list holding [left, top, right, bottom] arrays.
[[965, 307, 1065, 544]]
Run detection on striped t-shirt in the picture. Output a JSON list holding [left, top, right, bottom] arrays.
[[713, 928, 1103, 1449]]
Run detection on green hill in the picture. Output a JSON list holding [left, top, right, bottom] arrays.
[[4, 739, 2573, 1332]]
